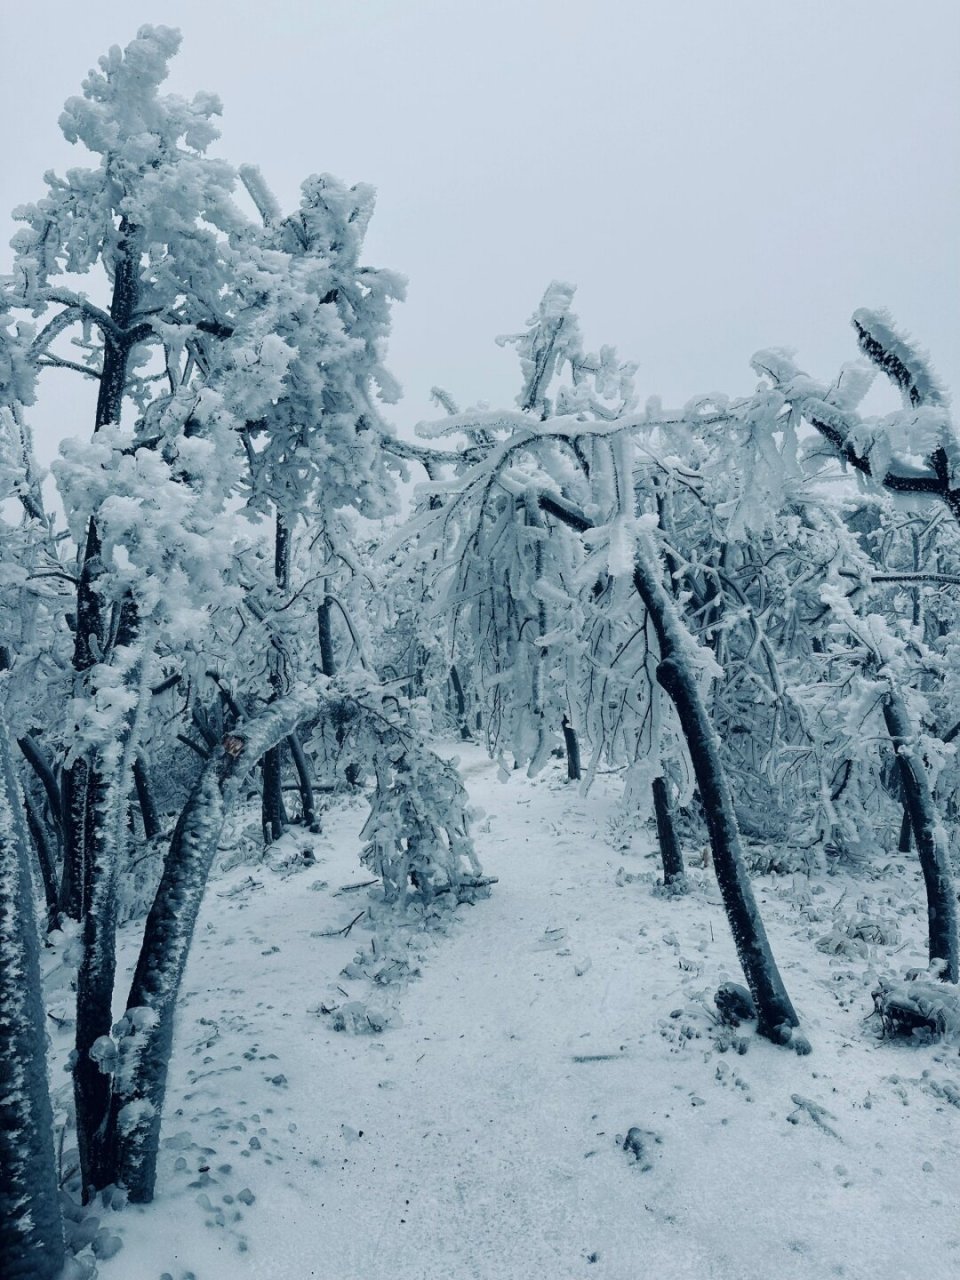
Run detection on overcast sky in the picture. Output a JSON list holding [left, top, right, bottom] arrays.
[[1, 0, 957, 463]]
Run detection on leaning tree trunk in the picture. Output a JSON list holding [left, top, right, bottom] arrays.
[[288, 730, 319, 831], [882, 692, 959, 981], [633, 547, 805, 1049], [23, 794, 59, 931], [17, 735, 63, 857], [0, 712, 65, 1280], [133, 754, 161, 841], [111, 690, 320, 1202], [534, 495, 803, 1045]]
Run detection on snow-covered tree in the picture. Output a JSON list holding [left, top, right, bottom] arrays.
[[0, 26, 484, 1208], [392, 285, 807, 1048]]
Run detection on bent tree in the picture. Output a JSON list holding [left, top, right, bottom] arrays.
[[753, 311, 960, 980], [395, 288, 807, 1048], [552, 491, 805, 1047]]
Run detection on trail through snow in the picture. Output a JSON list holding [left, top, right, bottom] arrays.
[[98, 746, 960, 1280]]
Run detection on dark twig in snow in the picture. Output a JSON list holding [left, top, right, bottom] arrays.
[[316, 910, 367, 938]]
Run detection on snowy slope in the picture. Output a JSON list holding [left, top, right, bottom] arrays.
[[84, 746, 960, 1280]]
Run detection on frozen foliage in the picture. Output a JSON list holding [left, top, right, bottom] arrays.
[[361, 744, 480, 902], [0, 24, 488, 1223], [4, 22, 960, 1273], [872, 977, 960, 1041], [851, 308, 948, 409]]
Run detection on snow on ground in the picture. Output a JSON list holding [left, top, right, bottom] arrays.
[[84, 745, 960, 1280]]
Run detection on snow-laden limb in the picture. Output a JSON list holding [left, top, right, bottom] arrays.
[[851, 308, 948, 410], [752, 318, 960, 522], [0, 706, 65, 1280]]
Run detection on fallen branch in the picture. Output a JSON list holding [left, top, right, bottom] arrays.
[[434, 875, 499, 897], [335, 878, 380, 895], [315, 910, 366, 939]]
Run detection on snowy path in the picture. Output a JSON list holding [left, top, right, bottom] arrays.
[[103, 748, 960, 1280]]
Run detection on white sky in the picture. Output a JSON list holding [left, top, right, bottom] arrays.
[[1, 0, 958, 463]]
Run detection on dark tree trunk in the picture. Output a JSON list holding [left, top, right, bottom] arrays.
[[112, 768, 226, 1202], [133, 754, 161, 841], [561, 716, 581, 781], [898, 806, 912, 854], [287, 731, 319, 831], [632, 553, 805, 1049], [19, 734, 62, 926], [24, 794, 59, 931], [17, 735, 63, 846], [0, 718, 65, 1280], [73, 764, 121, 1199], [261, 746, 288, 844], [318, 593, 336, 678], [883, 693, 959, 981], [69, 219, 144, 1199], [652, 774, 685, 886], [534, 496, 802, 1044], [59, 757, 87, 920], [111, 694, 316, 1202], [262, 511, 291, 843], [450, 666, 472, 741], [318, 591, 362, 784]]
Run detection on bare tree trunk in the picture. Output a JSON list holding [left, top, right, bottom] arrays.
[[449, 666, 472, 741], [632, 549, 805, 1049], [59, 758, 87, 919], [318, 592, 336, 678], [112, 767, 225, 1201], [17, 735, 63, 851], [287, 731, 319, 831], [261, 747, 287, 844], [883, 692, 959, 981], [318, 590, 363, 785], [0, 714, 65, 1280], [652, 774, 685, 886], [561, 716, 581, 781], [133, 754, 161, 841], [73, 763, 121, 1198], [262, 511, 291, 843], [23, 793, 59, 931]]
